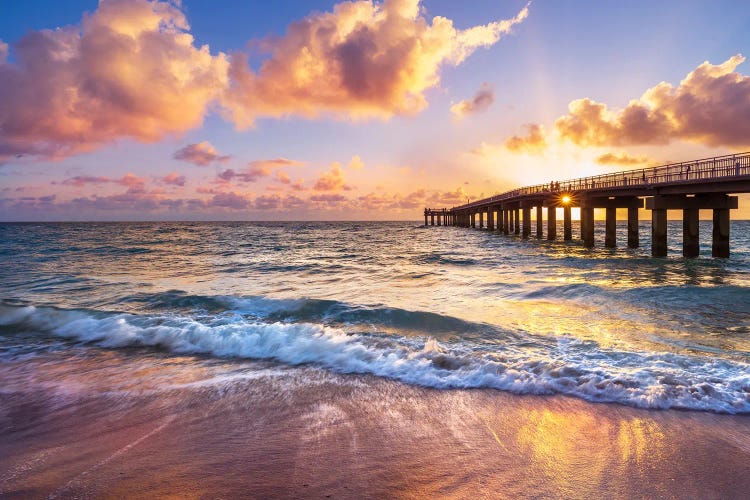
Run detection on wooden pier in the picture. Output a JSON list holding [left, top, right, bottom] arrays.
[[424, 152, 750, 257]]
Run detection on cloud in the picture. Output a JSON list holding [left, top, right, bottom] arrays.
[[554, 55, 750, 148], [289, 179, 307, 191], [450, 82, 494, 117], [250, 157, 305, 169], [222, 0, 530, 126], [348, 155, 365, 170], [217, 167, 265, 183], [209, 191, 250, 209], [59, 175, 111, 187], [254, 194, 281, 210], [158, 172, 186, 186], [313, 162, 351, 191], [275, 171, 291, 184], [0, 0, 229, 162], [173, 142, 230, 166], [0, 1, 530, 163], [595, 152, 651, 166], [504, 124, 547, 153], [309, 193, 348, 206], [59, 172, 146, 191], [427, 186, 469, 206], [217, 157, 304, 183]]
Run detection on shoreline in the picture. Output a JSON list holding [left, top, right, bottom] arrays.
[[2, 354, 749, 498]]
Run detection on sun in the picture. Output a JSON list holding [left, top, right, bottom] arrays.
[[561, 195, 571, 204]]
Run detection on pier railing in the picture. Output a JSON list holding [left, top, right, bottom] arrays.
[[457, 152, 750, 210]]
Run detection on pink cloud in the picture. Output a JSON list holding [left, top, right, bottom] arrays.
[[217, 157, 305, 184], [158, 172, 187, 186], [59, 172, 146, 191], [173, 142, 230, 166], [60, 175, 112, 187], [222, 1, 530, 126], [309, 193, 349, 207], [254, 194, 281, 210], [209, 191, 250, 209], [289, 179, 307, 192], [0, 0, 229, 162], [275, 171, 291, 184], [554, 55, 750, 148], [0, 1, 530, 163]]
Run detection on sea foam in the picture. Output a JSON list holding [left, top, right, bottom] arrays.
[[1, 304, 748, 414]]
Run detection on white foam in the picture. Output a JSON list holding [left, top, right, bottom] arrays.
[[2, 305, 749, 414]]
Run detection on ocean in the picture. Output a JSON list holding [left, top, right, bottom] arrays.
[[1, 221, 749, 497]]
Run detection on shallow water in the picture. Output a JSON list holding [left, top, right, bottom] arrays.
[[1, 221, 749, 413]]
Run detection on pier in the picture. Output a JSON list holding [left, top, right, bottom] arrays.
[[424, 152, 750, 257]]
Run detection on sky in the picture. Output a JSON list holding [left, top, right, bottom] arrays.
[[1, 0, 749, 221]]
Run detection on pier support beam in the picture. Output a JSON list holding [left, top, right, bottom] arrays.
[[522, 207, 531, 238], [514, 209, 520, 235], [652, 209, 668, 257], [479, 211, 484, 229], [430, 214, 435, 226], [424, 214, 428, 226], [646, 194, 737, 257], [712, 208, 730, 258], [503, 210, 509, 235], [508, 209, 514, 233], [471, 212, 476, 228], [487, 209, 494, 231], [547, 207, 556, 240], [683, 208, 699, 258], [563, 206, 572, 241], [605, 207, 616, 248], [536, 205, 543, 239], [581, 207, 594, 248], [627, 207, 639, 248], [437, 214, 441, 226]]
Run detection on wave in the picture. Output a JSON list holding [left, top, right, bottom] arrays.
[[1, 304, 748, 414], [117, 290, 486, 336]]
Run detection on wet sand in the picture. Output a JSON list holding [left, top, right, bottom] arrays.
[[1, 351, 749, 499]]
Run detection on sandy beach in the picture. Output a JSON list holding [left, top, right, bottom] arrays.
[[2, 349, 749, 499]]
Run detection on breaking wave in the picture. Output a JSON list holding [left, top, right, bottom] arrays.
[[2, 303, 748, 414]]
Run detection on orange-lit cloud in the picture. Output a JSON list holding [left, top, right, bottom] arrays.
[[275, 171, 292, 184], [222, 0, 530, 126], [173, 142, 230, 166], [555, 55, 750, 148], [595, 152, 651, 166], [348, 155, 365, 170], [505, 124, 547, 153], [313, 162, 352, 192], [0, 0, 229, 162], [250, 157, 305, 170], [450, 83, 494, 117]]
